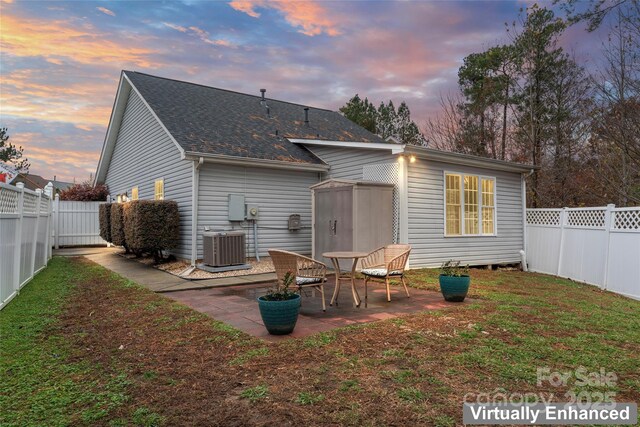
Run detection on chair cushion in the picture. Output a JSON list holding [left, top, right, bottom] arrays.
[[361, 268, 403, 277], [296, 276, 323, 285]]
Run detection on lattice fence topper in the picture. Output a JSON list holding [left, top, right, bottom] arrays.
[[0, 187, 19, 214], [363, 162, 400, 243], [566, 209, 606, 228], [612, 209, 640, 231], [39, 196, 49, 214], [526, 209, 561, 226], [22, 192, 38, 214]]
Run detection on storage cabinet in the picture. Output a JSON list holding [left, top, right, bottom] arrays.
[[311, 179, 394, 267]]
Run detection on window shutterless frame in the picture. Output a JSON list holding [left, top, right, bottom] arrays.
[[443, 170, 497, 237], [154, 178, 164, 200]]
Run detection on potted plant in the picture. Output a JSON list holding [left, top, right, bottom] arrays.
[[438, 260, 470, 302], [257, 271, 301, 335]]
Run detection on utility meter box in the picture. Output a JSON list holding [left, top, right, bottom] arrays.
[[228, 194, 245, 221], [246, 204, 259, 220], [288, 214, 301, 230]]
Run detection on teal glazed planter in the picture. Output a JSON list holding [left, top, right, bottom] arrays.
[[257, 294, 301, 335], [439, 275, 470, 302]]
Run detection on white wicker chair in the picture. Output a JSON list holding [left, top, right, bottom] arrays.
[[360, 244, 411, 306], [268, 249, 327, 311]]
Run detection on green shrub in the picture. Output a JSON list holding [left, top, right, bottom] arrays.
[[98, 203, 111, 243], [123, 200, 180, 262], [110, 203, 127, 248]]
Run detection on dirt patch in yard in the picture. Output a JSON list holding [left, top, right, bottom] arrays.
[[59, 258, 273, 426], [55, 257, 640, 426]]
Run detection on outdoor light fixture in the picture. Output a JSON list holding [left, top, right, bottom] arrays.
[[409, 155, 416, 163]]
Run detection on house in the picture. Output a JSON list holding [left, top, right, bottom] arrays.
[[11, 172, 73, 193], [95, 71, 535, 268]]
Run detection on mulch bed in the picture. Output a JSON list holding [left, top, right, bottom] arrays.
[[57, 258, 640, 426]]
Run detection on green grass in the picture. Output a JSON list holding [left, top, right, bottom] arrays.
[[2, 257, 639, 425], [397, 387, 427, 403], [295, 391, 325, 405], [240, 385, 269, 402], [0, 257, 131, 426]]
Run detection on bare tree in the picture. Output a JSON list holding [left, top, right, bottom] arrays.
[[588, 10, 640, 206], [423, 94, 465, 152]]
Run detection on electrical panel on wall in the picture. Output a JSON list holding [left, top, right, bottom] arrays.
[[228, 194, 245, 221]]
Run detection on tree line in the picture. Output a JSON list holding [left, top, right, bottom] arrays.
[[342, 2, 640, 208]]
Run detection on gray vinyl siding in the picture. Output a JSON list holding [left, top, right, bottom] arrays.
[[196, 164, 320, 258], [407, 159, 524, 268], [306, 146, 397, 180], [104, 90, 192, 259]]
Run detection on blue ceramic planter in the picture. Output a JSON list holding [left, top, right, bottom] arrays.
[[257, 294, 301, 335], [439, 275, 470, 302]]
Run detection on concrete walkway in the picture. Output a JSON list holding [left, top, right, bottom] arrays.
[[53, 247, 277, 293]]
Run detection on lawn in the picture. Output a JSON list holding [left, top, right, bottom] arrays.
[[1, 257, 639, 426]]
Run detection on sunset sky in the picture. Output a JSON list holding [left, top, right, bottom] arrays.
[[1, 0, 604, 182]]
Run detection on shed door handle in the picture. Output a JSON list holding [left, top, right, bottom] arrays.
[[333, 220, 337, 235]]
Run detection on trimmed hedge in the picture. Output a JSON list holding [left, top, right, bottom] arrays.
[[123, 200, 180, 258], [98, 203, 111, 243], [110, 203, 127, 248]]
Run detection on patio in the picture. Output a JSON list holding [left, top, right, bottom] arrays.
[[166, 277, 461, 341]]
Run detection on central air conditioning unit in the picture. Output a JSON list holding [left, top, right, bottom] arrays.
[[202, 231, 246, 267]]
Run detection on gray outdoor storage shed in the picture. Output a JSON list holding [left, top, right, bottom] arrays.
[[311, 179, 394, 266]]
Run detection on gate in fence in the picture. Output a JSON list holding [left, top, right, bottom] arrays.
[[52, 196, 106, 248], [526, 205, 640, 300], [0, 182, 52, 309]]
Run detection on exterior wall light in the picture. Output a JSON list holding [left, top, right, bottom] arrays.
[[409, 155, 416, 163]]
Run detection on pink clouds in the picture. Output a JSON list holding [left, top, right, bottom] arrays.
[[96, 6, 115, 17], [163, 22, 234, 46], [0, 14, 157, 66], [229, 0, 342, 36]]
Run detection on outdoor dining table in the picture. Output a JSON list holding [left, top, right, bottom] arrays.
[[323, 251, 369, 308]]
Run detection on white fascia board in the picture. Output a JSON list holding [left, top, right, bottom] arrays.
[[122, 72, 186, 159], [184, 151, 330, 172], [289, 138, 405, 155], [94, 74, 131, 185], [405, 146, 537, 173]]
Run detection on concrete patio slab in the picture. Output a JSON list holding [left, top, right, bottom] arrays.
[[166, 277, 468, 342]]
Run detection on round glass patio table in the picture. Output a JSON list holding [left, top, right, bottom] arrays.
[[322, 251, 369, 308]]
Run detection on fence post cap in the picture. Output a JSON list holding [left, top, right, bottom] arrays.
[[44, 182, 54, 197], [16, 182, 24, 189], [35, 189, 42, 195]]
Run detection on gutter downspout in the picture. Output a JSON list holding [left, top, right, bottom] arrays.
[[190, 157, 204, 266], [520, 169, 534, 271]]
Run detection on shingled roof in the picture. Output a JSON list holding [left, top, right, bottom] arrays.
[[124, 71, 390, 165]]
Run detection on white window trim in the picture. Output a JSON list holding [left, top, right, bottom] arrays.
[[154, 178, 164, 201], [443, 171, 497, 237]]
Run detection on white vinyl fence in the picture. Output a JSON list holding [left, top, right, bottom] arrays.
[[52, 197, 106, 248], [526, 205, 640, 300], [0, 182, 53, 310]]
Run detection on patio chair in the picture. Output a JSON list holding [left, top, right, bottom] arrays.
[[360, 244, 411, 306], [268, 249, 328, 311]]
